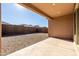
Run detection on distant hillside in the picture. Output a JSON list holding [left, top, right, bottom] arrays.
[[2, 22, 47, 28]]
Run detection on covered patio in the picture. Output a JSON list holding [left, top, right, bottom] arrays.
[[1, 3, 79, 56]]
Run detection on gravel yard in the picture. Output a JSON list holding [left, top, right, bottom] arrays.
[[1, 33, 48, 55]]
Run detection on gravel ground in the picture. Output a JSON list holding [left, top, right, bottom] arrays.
[[1, 33, 48, 55]]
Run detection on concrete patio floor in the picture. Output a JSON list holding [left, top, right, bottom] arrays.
[[7, 37, 77, 56]]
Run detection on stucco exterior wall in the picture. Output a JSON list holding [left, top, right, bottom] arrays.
[[48, 14, 73, 40]]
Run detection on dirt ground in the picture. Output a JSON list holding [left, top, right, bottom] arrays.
[[1, 33, 48, 55]]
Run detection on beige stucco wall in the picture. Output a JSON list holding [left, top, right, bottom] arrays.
[[48, 14, 73, 40]]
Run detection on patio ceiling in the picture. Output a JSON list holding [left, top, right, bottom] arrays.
[[19, 3, 75, 19]]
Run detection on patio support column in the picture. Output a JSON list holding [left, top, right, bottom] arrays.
[[0, 3, 1, 55], [48, 14, 73, 40], [76, 8, 79, 44]]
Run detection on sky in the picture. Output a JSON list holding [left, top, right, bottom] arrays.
[[2, 3, 48, 27]]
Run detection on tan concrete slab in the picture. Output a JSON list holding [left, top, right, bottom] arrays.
[[7, 38, 77, 56], [76, 45, 79, 55], [74, 44, 79, 56]]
